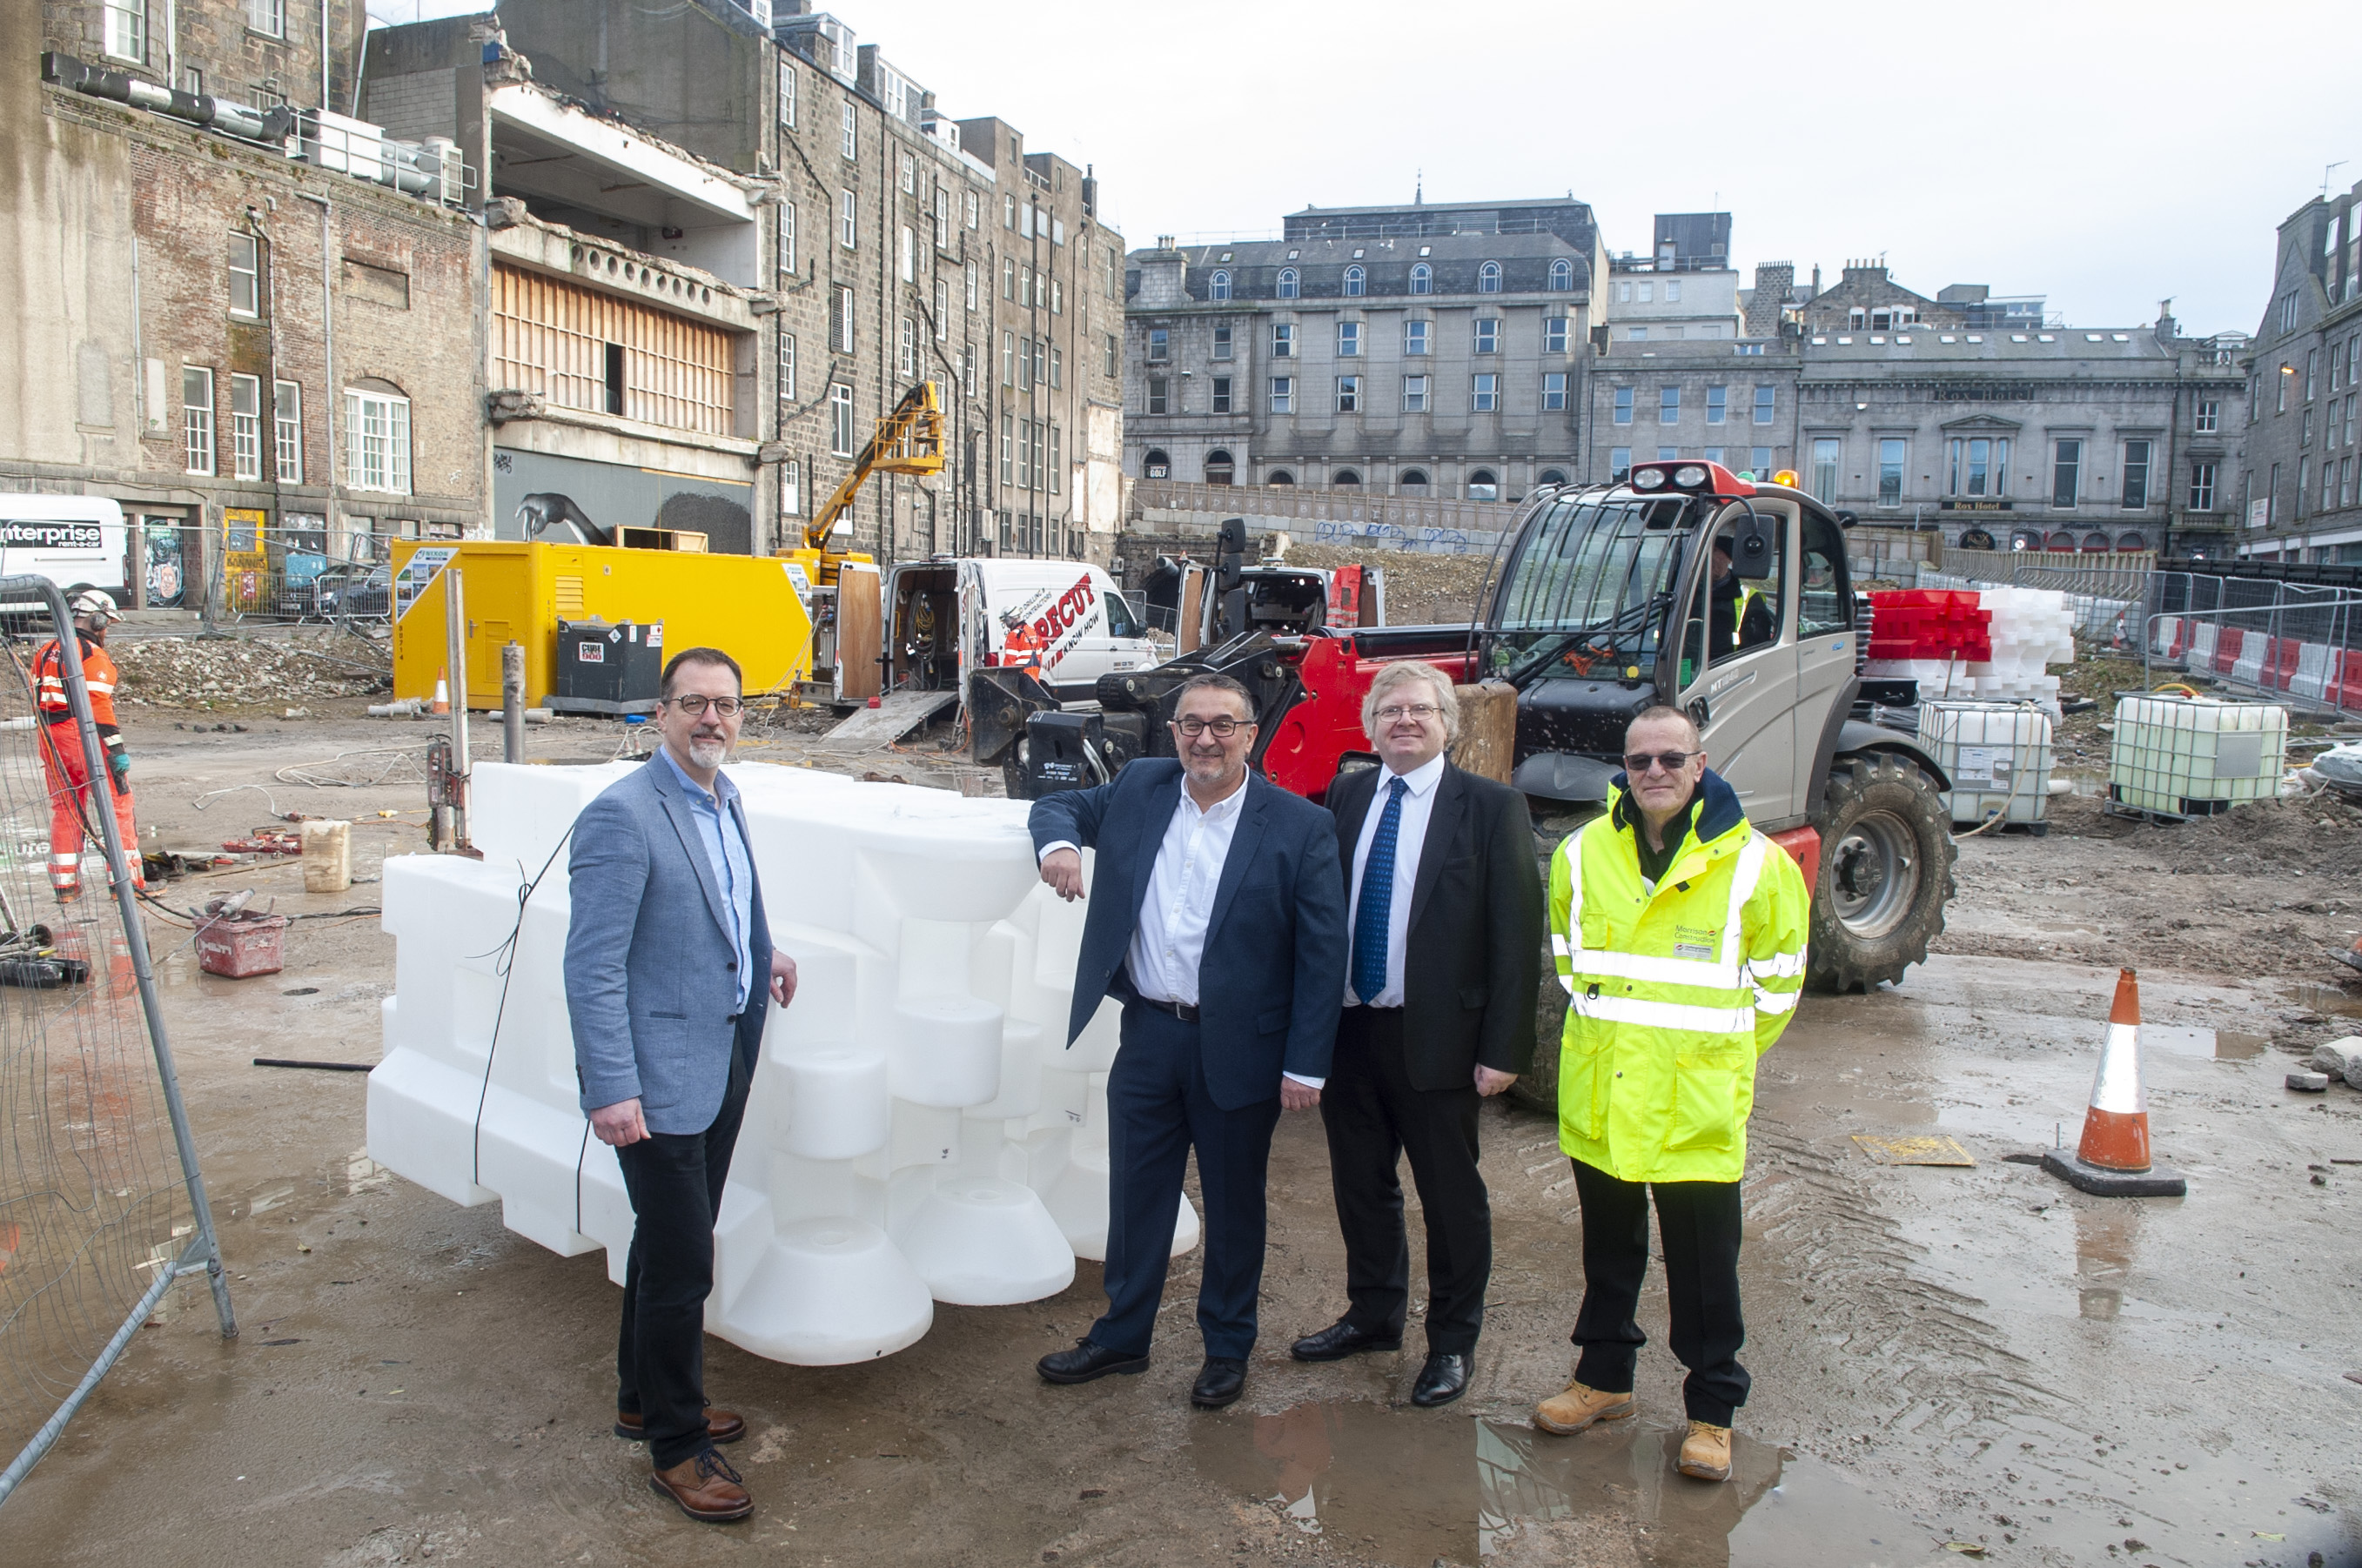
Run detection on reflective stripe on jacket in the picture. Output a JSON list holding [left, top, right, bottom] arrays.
[[1548, 767, 1810, 1183], [34, 639, 124, 732]]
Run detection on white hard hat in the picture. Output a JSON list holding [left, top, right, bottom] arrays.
[[70, 588, 118, 622]]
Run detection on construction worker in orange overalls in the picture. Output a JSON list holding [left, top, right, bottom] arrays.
[[1001, 613, 1046, 676], [36, 589, 144, 903]]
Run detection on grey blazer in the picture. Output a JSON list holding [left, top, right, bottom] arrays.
[[565, 755, 773, 1136]]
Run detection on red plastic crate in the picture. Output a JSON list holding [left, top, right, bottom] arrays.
[[196, 913, 289, 979]]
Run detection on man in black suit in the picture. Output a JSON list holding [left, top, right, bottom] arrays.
[[1291, 660, 1543, 1407], [1029, 673, 1348, 1409]]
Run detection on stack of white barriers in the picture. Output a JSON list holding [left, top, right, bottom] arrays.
[[366, 760, 1196, 1365]]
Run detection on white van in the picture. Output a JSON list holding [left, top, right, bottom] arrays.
[[883, 558, 1158, 703], [0, 495, 133, 616]]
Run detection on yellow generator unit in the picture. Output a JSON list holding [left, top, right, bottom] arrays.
[[391, 540, 815, 709]]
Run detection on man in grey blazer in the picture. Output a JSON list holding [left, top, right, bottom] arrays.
[[566, 647, 796, 1524]]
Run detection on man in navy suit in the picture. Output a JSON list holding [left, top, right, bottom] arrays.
[[567, 647, 798, 1524], [1030, 673, 1348, 1408]]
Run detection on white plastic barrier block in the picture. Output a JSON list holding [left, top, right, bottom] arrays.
[[2292, 641, 2335, 702], [366, 761, 1200, 1366]]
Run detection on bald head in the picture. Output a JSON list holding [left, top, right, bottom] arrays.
[[1626, 705, 1701, 752]]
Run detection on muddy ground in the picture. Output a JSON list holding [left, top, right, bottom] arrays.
[[7, 700, 2362, 1567]]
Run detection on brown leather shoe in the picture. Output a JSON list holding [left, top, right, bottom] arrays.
[[648, 1448, 753, 1522], [614, 1406, 747, 1444]]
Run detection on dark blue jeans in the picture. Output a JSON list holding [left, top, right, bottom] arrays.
[[1092, 1002, 1283, 1362]]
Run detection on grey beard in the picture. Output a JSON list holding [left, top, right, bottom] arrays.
[[688, 737, 728, 768]]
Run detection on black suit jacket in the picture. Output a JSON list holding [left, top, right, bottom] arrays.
[[1029, 761, 1349, 1110], [1331, 760, 1544, 1091]]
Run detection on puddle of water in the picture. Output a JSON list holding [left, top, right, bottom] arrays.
[[2144, 1023, 2271, 1061], [2213, 1029, 2270, 1060], [2292, 983, 2362, 1019], [1190, 1399, 1938, 1566]]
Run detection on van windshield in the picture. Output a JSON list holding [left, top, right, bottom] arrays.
[[1104, 590, 1137, 638], [1488, 496, 1691, 681]]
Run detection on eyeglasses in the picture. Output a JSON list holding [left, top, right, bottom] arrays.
[[666, 694, 746, 718], [1172, 714, 1251, 738], [1375, 703, 1442, 723], [1623, 750, 1699, 775]]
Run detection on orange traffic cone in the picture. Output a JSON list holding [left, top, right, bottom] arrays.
[[432, 667, 451, 715], [2042, 968, 2186, 1196]]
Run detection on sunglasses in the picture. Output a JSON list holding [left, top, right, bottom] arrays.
[[1623, 750, 1699, 775]]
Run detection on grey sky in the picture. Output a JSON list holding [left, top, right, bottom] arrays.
[[386, 0, 2354, 336]]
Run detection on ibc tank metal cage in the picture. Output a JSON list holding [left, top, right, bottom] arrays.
[[2104, 694, 2287, 822]]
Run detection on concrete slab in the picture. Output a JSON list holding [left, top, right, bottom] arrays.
[[815, 687, 958, 748]]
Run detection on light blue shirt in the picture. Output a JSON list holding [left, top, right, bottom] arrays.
[[658, 747, 756, 1012]]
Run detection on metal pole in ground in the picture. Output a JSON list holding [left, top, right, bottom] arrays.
[[502, 640, 523, 764], [444, 566, 470, 848]]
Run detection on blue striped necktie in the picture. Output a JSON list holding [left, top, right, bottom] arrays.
[[1352, 776, 1408, 1003]]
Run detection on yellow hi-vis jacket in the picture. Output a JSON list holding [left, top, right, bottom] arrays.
[[1549, 767, 1810, 1184]]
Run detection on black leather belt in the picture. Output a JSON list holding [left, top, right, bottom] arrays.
[[1139, 996, 1199, 1022]]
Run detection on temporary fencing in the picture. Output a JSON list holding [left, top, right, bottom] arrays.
[[2141, 573, 2362, 719], [0, 578, 235, 1507]]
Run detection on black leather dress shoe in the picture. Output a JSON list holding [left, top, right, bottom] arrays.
[[1411, 1351, 1470, 1408], [1290, 1318, 1403, 1363], [1037, 1339, 1150, 1384], [1191, 1357, 1247, 1408]]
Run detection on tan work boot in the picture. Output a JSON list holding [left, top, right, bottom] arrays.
[[1533, 1378, 1636, 1435], [1677, 1419, 1732, 1481]]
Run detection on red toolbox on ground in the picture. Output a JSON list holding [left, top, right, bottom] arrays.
[[195, 913, 289, 978]]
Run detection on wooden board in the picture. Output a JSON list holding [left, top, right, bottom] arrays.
[[1446, 681, 1516, 784], [836, 562, 882, 701]]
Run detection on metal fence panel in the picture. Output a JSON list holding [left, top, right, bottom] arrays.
[[0, 577, 234, 1507]]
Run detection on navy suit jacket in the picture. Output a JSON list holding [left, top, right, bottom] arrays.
[[1029, 761, 1348, 1111], [565, 756, 773, 1136]]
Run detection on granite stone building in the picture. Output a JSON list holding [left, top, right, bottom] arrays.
[[1124, 197, 1603, 502], [2238, 178, 2362, 563]]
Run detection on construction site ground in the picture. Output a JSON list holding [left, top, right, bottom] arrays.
[[10, 668, 2362, 1567]]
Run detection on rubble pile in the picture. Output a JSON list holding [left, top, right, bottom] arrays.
[[112, 633, 391, 711], [1275, 543, 1495, 627]]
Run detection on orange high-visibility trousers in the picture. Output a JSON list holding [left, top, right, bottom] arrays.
[[41, 720, 142, 898]]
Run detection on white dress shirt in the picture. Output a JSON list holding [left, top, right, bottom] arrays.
[[1041, 771, 1322, 1089], [1343, 752, 1446, 1009]]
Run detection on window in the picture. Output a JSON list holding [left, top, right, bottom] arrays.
[[1468, 469, 1498, 500], [834, 285, 855, 352], [999, 412, 1013, 485], [1271, 377, 1292, 414], [1051, 280, 1063, 316], [840, 102, 857, 160], [1544, 317, 1568, 354], [1614, 385, 1634, 425], [963, 261, 977, 312], [2278, 362, 2290, 413], [899, 154, 915, 196], [2298, 456, 2312, 515], [780, 459, 801, 517], [1707, 385, 1727, 426], [779, 59, 797, 127], [103, 0, 144, 61], [1753, 385, 1775, 426], [1549, 258, 1574, 291], [1272, 323, 1295, 358], [778, 202, 797, 276], [1665, 279, 1681, 303], [1542, 372, 1567, 411], [1639, 283, 1654, 304], [2052, 439, 2083, 507], [1410, 263, 1432, 295], [899, 226, 916, 283], [1474, 318, 1500, 354], [2195, 398, 2219, 433], [1405, 320, 1430, 356], [2307, 348, 2319, 400], [228, 232, 262, 318], [1277, 267, 1300, 299], [1050, 346, 1062, 388], [343, 386, 411, 495], [965, 191, 978, 230], [899, 316, 917, 378], [932, 278, 950, 340], [2189, 460, 2217, 511], [1211, 375, 1231, 413], [1704, 447, 1725, 466], [1003, 194, 1017, 230], [1750, 446, 1771, 475], [1001, 258, 1016, 300], [1798, 510, 1849, 637], [1017, 337, 1032, 391], [1610, 447, 1632, 482], [1400, 468, 1430, 490], [1660, 387, 1680, 424], [1336, 375, 1359, 412], [1478, 261, 1502, 293], [1020, 268, 1033, 308], [1268, 471, 1295, 486], [244, 0, 284, 37], [1945, 437, 2007, 496], [1145, 326, 1169, 363], [1144, 447, 1170, 480], [1333, 469, 1360, 486], [1338, 322, 1362, 357], [181, 367, 214, 475], [1209, 269, 1231, 301], [1627, 326, 1647, 342], [1205, 449, 1235, 485], [1877, 438, 1905, 505], [272, 379, 301, 482], [1147, 376, 1167, 415], [1344, 265, 1366, 298], [839, 190, 857, 250], [2121, 439, 2152, 508], [1104, 332, 1118, 377], [1811, 438, 1840, 504], [780, 333, 796, 401], [829, 384, 854, 456], [1403, 375, 1429, 412], [1212, 323, 1233, 360], [1472, 373, 1498, 412]]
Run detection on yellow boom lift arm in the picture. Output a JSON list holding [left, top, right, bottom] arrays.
[[795, 381, 945, 580]]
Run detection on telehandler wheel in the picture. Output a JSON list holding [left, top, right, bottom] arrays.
[[1806, 752, 1956, 994]]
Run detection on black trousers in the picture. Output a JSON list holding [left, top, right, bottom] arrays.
[[614, 1048, 752, 1471], [1319, 1006, 1492, 1356], [1568, 1159, 1749, 1426]]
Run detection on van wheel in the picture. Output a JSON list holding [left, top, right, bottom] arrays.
[[1806, 753, 1955, 993]]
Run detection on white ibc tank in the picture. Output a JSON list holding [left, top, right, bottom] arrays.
[[2107, 695, 2288, 818], [366, 761, 1200, 1366]]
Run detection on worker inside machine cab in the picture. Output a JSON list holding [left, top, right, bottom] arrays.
[[1708, 534, 1774, 660]]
